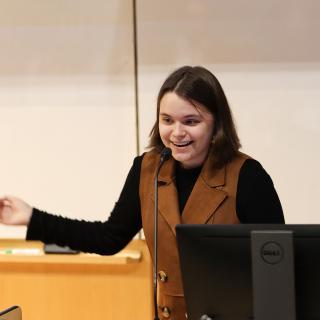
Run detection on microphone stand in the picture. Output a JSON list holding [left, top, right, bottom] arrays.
[[153, 148, 172, 320]]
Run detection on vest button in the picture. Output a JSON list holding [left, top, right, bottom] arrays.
[[158, 270, 168, 282], [161, 306, 171, 318]]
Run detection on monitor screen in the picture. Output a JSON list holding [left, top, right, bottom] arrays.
[[176, 224, 320, 320]]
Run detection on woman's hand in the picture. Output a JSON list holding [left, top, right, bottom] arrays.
[[0, 196, 33, 226]]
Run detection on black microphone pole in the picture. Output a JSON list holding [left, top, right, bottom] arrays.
[[153, 147, 172, 320]]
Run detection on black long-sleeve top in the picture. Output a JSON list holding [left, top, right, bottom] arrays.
[[26, 155, 284, 255]]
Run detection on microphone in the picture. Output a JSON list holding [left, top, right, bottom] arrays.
[[153, 147, 172, 320], [159, 147, 172, 163]]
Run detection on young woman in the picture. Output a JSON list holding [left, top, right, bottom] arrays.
[[0, 66, 284, 320]]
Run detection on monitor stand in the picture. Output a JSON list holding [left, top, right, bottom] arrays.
[[251, 230, 296, 320]]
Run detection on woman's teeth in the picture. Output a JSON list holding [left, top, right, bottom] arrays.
[[172, 141, 192, 147]]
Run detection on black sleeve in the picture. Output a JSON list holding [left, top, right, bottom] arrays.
[[26, 155, 144, 255], [236, 159, 285, 224]]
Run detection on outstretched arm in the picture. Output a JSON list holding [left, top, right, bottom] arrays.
[[0, 155, 144, 255]]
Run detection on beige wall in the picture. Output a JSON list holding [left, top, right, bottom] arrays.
[[0, 0, 137, 237], [1, 0, 320, 238]]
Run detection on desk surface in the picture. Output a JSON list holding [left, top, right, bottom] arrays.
[[0, 239, 141, 265]]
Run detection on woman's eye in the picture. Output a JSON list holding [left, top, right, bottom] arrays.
[[161, 117, 172, 124], [185, 119, 199, 125]]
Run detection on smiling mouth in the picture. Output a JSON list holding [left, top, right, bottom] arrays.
[[171, 141, 193, 147]]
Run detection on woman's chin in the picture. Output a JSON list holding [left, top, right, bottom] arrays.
[[172, 153, 191, 164]]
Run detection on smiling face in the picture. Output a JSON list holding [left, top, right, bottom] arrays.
[[159, 92, 214, 168]]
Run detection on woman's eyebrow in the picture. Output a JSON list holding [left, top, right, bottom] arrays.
[[159, 112, 202, 118]]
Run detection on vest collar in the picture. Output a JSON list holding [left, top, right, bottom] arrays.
[[158, 154, 226, 188], [200, 154, 226, 187], [156, 154, 227, 235]]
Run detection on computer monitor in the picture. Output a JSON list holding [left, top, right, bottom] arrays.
[[0, 306, 22, 320], [176, 224, 320, 320]]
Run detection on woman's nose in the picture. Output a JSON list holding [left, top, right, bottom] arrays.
[[172, 123, 185, 137]]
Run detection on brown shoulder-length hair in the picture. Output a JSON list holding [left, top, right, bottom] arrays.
[[148, 66, 241, 168]]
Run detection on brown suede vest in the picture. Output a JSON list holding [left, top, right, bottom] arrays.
[[139, 151, 249, 320]]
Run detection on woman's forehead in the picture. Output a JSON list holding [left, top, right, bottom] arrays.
[[159, 92, 212, 117]]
